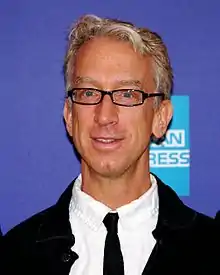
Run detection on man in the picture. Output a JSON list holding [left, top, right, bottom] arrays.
[[1, 14, 219, 275]]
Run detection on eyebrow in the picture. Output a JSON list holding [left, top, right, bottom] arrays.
[[74, 76, 95, 85], [118, 79, 142, 89], [74, 76, 142, 89]]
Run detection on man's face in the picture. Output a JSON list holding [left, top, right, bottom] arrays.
[[64, 37, 172, 178]]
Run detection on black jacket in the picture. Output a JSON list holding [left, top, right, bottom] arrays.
[[1, 176, 219, 275], [216, 211, 220, 223]]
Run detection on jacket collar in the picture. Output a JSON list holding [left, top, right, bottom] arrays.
[[36, 181, 74, 243], [152, 173, 197, 240], [36, 174, 197, 242]]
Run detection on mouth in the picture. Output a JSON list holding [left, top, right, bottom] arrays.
[[91, 137, 123, 150], [95, 138, 118, 143]]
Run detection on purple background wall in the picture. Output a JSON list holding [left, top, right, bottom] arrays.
[[0, 0, 219, 234]]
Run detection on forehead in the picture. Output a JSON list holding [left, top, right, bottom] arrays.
[[73, 37, 155, 90]]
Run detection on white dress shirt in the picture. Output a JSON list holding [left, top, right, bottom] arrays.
[[69, 174, 159, 275]]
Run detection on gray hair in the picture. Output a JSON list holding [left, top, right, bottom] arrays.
[[63, 14, 173, 100]]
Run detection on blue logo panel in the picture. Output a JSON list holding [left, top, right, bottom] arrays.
[[150, 96, 190, 196]]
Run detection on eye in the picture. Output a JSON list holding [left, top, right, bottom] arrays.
[[84, 90, 94, 97], [122, 91, 133, 98], [75, 88, 101, 103], [77, 89, 98, 99]]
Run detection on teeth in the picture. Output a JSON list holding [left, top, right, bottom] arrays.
[[96, 138, 115, 143]]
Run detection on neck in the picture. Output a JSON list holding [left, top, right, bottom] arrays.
[[80, 158, 152, 210]]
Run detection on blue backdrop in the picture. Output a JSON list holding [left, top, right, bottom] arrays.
[[0, 0, 220, 234]]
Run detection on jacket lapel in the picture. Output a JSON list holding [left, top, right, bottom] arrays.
[[142, 174, 197, 275], [34, 180, 78, 274]]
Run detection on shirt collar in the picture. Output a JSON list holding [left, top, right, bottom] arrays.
[[117, 174, 158, 229], [69, 174, 159, 231]]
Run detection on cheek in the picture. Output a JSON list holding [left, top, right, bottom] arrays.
[[130, 108, 154, 141], [72, 107, 93, 137]]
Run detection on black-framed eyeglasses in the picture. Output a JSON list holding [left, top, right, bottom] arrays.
[[67, 88, 164, 107]]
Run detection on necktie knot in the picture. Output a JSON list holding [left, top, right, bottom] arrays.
[[103, 212, 119, 234]]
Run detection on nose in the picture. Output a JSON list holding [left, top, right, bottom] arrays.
[[94, 94, 119, 126]]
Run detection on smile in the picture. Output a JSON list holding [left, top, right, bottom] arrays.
[[91, 137, 123, 150], [95, 138, 117, 143]]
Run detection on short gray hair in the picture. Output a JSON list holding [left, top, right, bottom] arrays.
[[63, 14, 173, 99]]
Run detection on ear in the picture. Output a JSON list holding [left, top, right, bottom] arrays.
[[152, 100, 173, 139], [63, 99, 73, 137]]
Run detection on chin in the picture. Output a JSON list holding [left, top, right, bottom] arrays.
[[91, 161, 128, 179]]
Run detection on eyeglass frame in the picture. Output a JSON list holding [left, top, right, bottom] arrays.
[[66, 87, 165, 107]]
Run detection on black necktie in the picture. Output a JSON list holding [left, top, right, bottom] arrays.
[[103, 212, 124, 275]]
